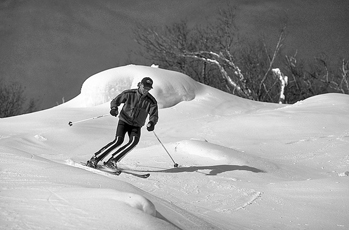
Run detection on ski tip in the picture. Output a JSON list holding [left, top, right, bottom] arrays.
[[143, 174, 150, 178]]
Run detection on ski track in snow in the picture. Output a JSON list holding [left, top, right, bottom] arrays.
[[65, 157, 263, 226], [65, 159, 227, 229], [109, 160, 263, 217]]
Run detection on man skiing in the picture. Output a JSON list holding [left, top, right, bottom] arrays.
[[86, 77, 158, 170]]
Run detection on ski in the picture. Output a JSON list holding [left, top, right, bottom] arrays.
[[120, 170, 150, 178], [79, 162, 150, 178], [99, 165, 150, 178], [98, 165, 122, 175]]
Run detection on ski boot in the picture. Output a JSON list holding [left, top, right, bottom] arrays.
[[86, 156, 98, 168], [103, 159, 119, 172]]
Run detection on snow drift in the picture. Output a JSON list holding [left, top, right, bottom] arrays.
[[67, 64, 201, 108]]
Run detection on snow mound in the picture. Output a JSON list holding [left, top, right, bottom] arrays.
[[66, 65, 201, 108], [175, 140, 245, 163], [174, 140, 278, 172], [277, 93, 349, 112]]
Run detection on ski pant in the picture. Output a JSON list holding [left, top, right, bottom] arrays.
[[94, 120, 140, 163]]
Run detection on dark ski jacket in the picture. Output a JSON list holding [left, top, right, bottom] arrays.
[[110, 89, 158, 127]]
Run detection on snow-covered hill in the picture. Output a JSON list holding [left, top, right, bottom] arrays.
[[1, 65, 349, 229]]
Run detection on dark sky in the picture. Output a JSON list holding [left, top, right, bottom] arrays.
[[1, 0, 348, 110]]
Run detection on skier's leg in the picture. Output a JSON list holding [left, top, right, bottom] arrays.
[[94, 139, 118, 156], [109, 125, 141, 163], [87, 120, 126, 167], [105, 139, 130, 160], [95, 136, 124, 161], [110, 135, 140, 163]]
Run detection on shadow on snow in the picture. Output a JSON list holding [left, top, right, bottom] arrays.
[[142, 165, 266, 176]]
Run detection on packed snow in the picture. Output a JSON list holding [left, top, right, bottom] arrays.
[[1, 65, 349, 230]]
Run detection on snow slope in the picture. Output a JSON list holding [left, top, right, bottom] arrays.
[[1, 65, 349, 230]]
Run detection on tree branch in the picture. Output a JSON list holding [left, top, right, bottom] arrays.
[[181, 51, 253, 99], [258, 26, 286, 95]]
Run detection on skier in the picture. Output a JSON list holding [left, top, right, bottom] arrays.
[[86, 77, 158, 170]]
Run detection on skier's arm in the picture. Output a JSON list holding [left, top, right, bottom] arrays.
[[110, 91, 127, 110], [148, 102, 159, 125]]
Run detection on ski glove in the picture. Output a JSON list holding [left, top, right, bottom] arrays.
[[147, 121, 155, 131], [110, 107, 118, 117]]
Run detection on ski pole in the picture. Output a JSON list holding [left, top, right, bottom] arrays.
[[68, 114, 109, 126], [153, 131, 179, 168]]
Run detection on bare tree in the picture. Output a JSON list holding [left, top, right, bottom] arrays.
[[134, 5, 288, 102], [0, 79, 39, 118], [313, 55, 349, 94], [282, 51, 349, 103], [133, 5, 348, 104], [339, 59, 349, 93]]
